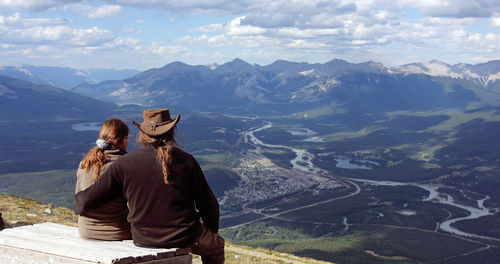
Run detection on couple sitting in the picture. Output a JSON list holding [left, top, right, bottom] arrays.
[[74, 108, 224, 264]]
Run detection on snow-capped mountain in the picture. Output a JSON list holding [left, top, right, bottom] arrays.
[[2, 58, 499, 115], [395, 60, 500, 87], [70, 58, 500, 114]]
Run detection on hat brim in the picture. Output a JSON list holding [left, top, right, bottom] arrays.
[[133, 114, 180, 137]]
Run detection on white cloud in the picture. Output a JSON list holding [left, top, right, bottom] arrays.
[[170, 1, 498, 65], [351, 40, 368, 45], [484, 33, 496, 41], [399, 0, 500, 18], [192, 23, 224, 33], [0, 43, 15, 49], [227, 16, 266, 36], [104, 0, 252, 14], [0, 0, 499, 68], [3, 25, 113, 46], [0, 13, 114, 46], [5, 25, 68, 42], [0, 0, 79, 11], [451, 29, 468, 38], [64, 4, 122, 18], [0, 13, 20, 26], [178, 34, 229, 47], [23, 17, 71, 26], [70, 27, 114, 45], [36, 45, 52, 52], [288, 39, 330, 49], [108, 37, 139, 47], [148, 41, 189, 56], [492, 16, 500, 27]]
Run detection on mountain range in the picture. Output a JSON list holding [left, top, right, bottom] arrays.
[[1, 58, 500, 118], [0, 75, 115, 122], [0, 65, 139, 90], [66, 59, 500, 115]]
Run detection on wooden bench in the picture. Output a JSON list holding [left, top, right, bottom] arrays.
[[0, 222, 192, 264]]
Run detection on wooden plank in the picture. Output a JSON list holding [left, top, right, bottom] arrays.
[[0, 234, 108, 263], [0, 223, 192, 264], [141, 255, 192, 264], [0, 223, 182, 256], [0, 244, 96, 264]]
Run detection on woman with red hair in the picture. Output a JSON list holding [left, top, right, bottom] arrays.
[[75, 118, 131, 241]]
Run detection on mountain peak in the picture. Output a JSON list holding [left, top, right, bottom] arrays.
[[263, 60, 312, 74], [224, 58, 252, 67], [395, 60, 500, 85], [428, 59, 447, 65], [160, 61, 190, 70], [216, 58, 255, 73], [319, 59, 389, 75]]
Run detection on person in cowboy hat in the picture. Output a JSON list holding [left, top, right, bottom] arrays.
[[74, 108, 224, 264]]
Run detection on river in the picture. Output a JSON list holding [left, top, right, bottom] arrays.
[[243, 122, 326, 174], [244, 122, 498, 241]]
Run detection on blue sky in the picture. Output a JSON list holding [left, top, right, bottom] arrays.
[[0, 0, 499, 70]]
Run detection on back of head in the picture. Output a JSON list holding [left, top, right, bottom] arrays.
[[133, 108, 181, 185], [80, 119, 129, 182], [99, 119, 129, 148]]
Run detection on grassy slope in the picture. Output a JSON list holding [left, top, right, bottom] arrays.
[[0, 170, 76, 209], [0, 193, 332, 264]]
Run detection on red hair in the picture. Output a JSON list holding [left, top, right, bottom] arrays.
[[80, 119, 129, 182]]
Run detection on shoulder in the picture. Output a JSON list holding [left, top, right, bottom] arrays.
[[76, 165, 86, 177], [103, 149, 127, 162], [110, 146, 153, 169], [172, 148, 202, 172], [119, 146, 148, 159], [77, 162, 91, 176], [173, 147, 196, 162]]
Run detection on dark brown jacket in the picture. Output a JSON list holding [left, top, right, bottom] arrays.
[[75, 148, 131, 240], [74, 145, 219, 248]]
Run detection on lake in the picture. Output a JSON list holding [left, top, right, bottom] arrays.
[[334, 159, 372, 170], [72, 122, 101, 131], [287, 128, 317, 136]]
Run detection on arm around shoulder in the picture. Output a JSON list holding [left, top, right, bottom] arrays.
[[74, 163, 123, 215]]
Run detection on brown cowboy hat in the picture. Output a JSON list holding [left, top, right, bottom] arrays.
[[132, 108, 180, 137]]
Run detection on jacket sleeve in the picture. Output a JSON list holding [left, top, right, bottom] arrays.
[[74, 163, 122, 215], [192, 160, 220, 233], [75, 165, 83, 194]]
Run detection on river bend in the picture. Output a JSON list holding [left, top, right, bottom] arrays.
[[244, 122, 498, 241]]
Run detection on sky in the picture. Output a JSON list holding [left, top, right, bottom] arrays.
[[0, 0, 499, 70]]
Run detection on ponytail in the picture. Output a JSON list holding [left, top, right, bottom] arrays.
[[80, 147, 109, 182], [137, 128, 178, 185], [156, 142, 176, 184]]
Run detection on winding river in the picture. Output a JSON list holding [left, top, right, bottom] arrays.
[[244, 122, 498, 241], [244, 123, 325, 174]]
